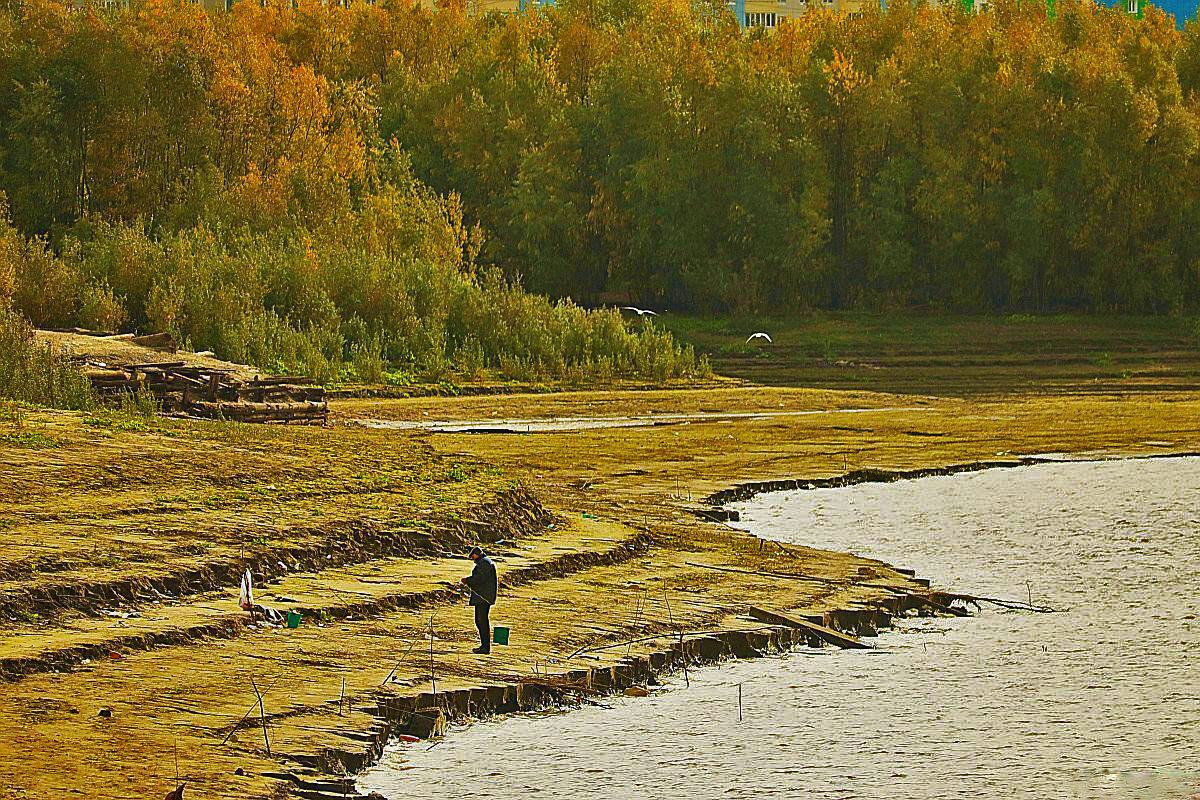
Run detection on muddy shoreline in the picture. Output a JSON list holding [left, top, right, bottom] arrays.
[[320, 463, 1023, 800], [704, 449, 1200, 507], [328, 576, 952, 800], [343, 450, 1200, 800]]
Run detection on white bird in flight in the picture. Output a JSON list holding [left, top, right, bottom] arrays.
[[621, 306, 658, 317], [746, 332, 773, 344]]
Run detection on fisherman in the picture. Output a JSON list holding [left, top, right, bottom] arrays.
[[461, 546, 498, 654]]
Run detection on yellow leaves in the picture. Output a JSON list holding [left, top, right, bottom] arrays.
[[132, 0, 216, 58], [996, 59, 1014, 87], [1131, 88, 1160, 143], [211, 60, 251, 115], [555, 16, 616, 100], [202, 15, 371, 196], [823, 48, 867, 106], [227, 163, 289, 226]]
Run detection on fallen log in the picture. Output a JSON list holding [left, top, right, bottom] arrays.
[[129, 332, 176, 350], [124, 360, 188, 370], [934, 590, 1057, 614], [248, 376, 316, 386], [748, 607, 873, 649], [174, 400, 327, 421], [915, 593, 972, 617]]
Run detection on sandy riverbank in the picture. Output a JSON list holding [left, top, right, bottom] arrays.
[[1, 385, 1198, 798]]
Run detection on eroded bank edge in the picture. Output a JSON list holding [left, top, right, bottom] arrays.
[[700, 450, 1200, 513], [274, 588, 957, 800]]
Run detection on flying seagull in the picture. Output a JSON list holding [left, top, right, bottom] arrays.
[[621, 306, 658, 317], [746, 332, 773, 344]]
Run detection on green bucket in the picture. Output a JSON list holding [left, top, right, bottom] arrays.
[[493, 625, 510, 646], [286, 610, 301, 629]]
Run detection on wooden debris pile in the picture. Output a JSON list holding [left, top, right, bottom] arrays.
[[84, 362, 328, 424]]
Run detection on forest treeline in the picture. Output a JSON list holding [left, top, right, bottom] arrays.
[[0, 0, 705, 383], [0, 0, 1198, 386], [381, 0, 1200, 313]]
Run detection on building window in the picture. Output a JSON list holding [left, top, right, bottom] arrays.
[[745, 11, 778, 26]]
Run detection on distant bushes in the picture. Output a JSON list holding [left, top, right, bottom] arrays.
[[0, 3, 702, 384], [1, 208, 127, 333], [0, 210, 95, 409], [2, 181, 703, 383]]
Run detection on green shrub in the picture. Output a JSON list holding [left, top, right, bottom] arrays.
[[2, 161, 699, 385], [351, 335, 386, 384], [0, 309, 95, 410], [77, 283, 128, 333], [118, 385, 160, 418], [68, 210, 701, 384]]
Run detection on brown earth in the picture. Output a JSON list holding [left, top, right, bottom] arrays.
[[1, 382, 1199, 799], [34, 330, 265, 381]]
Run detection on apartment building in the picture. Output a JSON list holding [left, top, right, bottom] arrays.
[[733, 0, 1194, 26], [81, 0, 1196, 29], [735, 0, 875, 27]]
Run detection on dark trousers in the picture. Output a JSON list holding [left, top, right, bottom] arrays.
[[474, 603, 492, 651]]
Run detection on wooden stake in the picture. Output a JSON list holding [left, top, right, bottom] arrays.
[[383, 637, 420, 685], [627, 591, 647, 657], [737, 684, 743, 722], [663, 590, 687, 688], [220, 675, 282, 747], [250, 676, 271, 758], [429, 615, 436, 695], [339, 677, 345, 716]]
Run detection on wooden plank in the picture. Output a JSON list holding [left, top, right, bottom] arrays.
[[248, 376, 316, 386], [748, 606, 873, 649], [129, 332, 176, 350], [128, 361, 188, 369]]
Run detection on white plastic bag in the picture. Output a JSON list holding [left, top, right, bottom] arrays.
[[239, 569, 253, 610]]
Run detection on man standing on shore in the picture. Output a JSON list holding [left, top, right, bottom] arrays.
[[461, 546, 497, 654]]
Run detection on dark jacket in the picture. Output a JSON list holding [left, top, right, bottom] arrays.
[[465, 555, 498, 606]]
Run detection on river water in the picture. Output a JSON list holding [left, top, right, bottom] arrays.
[[360, 457, 1200, 800], [351, 406, 929, 433]]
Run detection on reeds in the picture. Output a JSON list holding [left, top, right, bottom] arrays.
[[6, 206, 702, 384], [0, 309, 94, 410]]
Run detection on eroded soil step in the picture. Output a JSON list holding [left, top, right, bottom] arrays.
[[221, 560, 928, 767], [0, 525, 934, 800], [0, 488, 554, 623], [0, 519, 650, 681], [268, 600, 937, 783]]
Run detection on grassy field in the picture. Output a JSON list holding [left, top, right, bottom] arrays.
[[659, 313, 1200, 395]]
